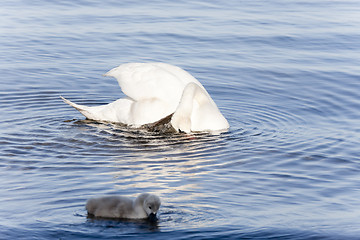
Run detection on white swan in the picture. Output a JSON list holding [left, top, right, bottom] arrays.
[[86, 193, 161, 220], [61, 62, 229, 133]]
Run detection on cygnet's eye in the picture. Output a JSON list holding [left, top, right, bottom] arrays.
[[149, 206, 152, 209]]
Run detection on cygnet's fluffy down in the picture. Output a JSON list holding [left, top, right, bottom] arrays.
[[86, 193, 161, 220], [61, 62, 229, 133]]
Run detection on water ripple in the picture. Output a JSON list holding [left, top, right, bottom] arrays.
[[1, 0, 360, 237]]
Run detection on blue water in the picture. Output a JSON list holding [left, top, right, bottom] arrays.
[[1, 0, 360, 239]]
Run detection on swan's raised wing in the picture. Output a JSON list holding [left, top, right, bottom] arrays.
[[171, 82, 229, 133], [103, 63, 202, 106]]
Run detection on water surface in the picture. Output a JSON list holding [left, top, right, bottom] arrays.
[[1, 0, 360, 239]]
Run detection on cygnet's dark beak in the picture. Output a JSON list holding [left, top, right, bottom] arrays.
[[148, 212, 157, 222]]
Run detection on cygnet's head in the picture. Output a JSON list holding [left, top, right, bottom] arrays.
[[143, 194, 161, 221]]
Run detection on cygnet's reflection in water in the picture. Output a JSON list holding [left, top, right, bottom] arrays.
[[86, 214, 160, 231]]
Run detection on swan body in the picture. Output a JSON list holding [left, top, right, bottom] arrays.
[[61, 62, 229, 133], [86, 193, 161, 220]]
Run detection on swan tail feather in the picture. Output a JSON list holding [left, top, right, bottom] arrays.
[[60, 96, 96, 120]]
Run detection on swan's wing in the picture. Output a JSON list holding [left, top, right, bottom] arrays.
[[190, 84, 229, 132], [171, 83, 229, 133], [151, 62, 203, 87], [103, 63, 202, 104]]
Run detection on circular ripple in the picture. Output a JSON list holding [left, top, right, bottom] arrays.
[[1, 84, 359, 238]]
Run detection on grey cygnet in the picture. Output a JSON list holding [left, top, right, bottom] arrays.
[[86, 193, 161, 220]]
